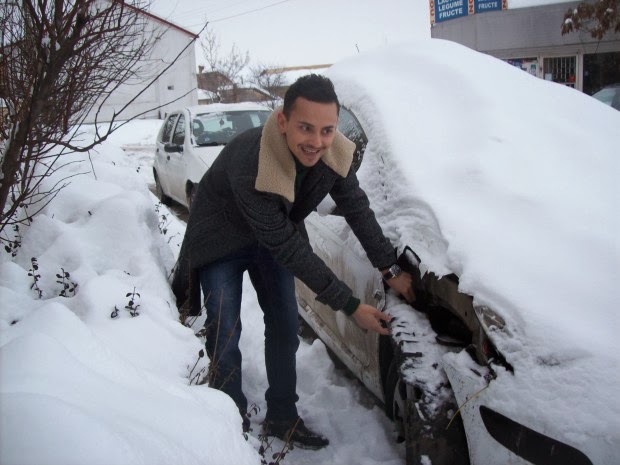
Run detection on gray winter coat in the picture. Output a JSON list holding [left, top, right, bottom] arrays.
[[171, 109, 395, 315]]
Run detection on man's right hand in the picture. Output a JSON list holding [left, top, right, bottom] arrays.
[[351, 304, 391, 335]]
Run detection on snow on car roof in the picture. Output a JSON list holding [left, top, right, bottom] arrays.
[[186, 102, 272, 115], [327, 38, 620, 445]]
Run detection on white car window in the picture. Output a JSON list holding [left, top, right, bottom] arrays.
[[338, 107, 367, 173], [192, 110, 271, 146], [160, 114, 177, 144], [172, 114, 185, 145]]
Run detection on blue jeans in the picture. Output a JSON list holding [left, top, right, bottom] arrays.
[[199, 243, 300, 422]]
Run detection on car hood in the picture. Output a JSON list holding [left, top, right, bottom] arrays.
[[327, 39, 620, 446], [190, 145, 225, 180]]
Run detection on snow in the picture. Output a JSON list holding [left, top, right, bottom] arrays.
[[326, 39, 620, 458], [0, 121, 403, 463], [2, 37, 619, 464]]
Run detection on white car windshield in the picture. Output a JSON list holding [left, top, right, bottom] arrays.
[[192, 110, 271, 146]]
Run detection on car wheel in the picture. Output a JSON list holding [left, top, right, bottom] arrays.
[[385, 357, 407, 441], [154, 171, 171, 205], [384, 356, 470, 465]]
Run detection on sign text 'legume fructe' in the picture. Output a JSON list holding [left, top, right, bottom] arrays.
[[430, 0, 507, 24], [434, 0, 467, 23], [474, 0, 503, 13]]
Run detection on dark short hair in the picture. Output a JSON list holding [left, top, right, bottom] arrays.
[[282, 74, 340, 118]]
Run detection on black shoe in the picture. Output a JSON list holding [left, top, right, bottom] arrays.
[[262, 417, 329, 450]]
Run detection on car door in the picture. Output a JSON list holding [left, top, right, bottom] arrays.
[[166, 113, 188, 203], [155, 113, 179, 199], [295, 107, 386, 399]]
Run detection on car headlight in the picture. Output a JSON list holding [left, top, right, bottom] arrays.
[[474, 305, 505, 332], [472, 305, 513, 371]]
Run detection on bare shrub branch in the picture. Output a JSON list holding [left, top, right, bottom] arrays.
[[199, 25, 250, 102], [0, 1, 204, 247], [248, 63, 285, 110]]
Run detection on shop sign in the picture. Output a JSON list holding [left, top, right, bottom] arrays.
[[474, 0, 503, 13], [433, 0, 468, 23], [431, 0, 507, 24]]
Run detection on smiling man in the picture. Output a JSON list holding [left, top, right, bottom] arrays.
[[172, 74, 413, 449]]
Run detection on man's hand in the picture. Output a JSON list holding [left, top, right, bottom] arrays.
[[351, 304, 391, 335], [384, 271, 416, 303]]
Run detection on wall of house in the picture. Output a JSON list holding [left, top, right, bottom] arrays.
[[85, 18, 197, 123], [431, 1, 620, 93]]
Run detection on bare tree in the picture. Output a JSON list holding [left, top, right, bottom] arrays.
[[562, 0, 620, 39], [249, 63, 285, 110], [199, 25, 249, 102], [0, 0, 199, 250]]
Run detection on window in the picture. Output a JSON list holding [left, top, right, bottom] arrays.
[[160, 114, 178, 143], [338, 107, 368, 172], [192, 110, 272, 146], [583, 52, 620, 96], [504, 58, 538, 77], [172, 114, 185, 145], [543, 56, 577, 88]]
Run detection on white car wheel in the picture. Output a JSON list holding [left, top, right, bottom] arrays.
[[154, 172, 171, 205]]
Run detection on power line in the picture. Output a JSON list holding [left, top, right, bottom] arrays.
[[208, 0, 297, 25], [160, 0, 253, 23], [152, 0, 297, 34]]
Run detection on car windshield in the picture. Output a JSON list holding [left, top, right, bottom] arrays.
[[192, 110, 271, 146]]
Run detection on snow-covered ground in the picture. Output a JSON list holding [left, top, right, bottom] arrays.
[[0, 120, 404, 465], [2, 36, 619, 465]]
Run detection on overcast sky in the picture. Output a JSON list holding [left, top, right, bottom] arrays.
[[149, 0, 432, 68], [149, 1, 571, 69]]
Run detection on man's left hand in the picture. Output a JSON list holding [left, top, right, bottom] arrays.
[[385, 271, 416, 303]]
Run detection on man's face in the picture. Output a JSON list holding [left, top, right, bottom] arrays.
[[277, 97, 338, 167]]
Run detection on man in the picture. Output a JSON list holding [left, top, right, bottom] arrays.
[[172, 74, 414, 449]]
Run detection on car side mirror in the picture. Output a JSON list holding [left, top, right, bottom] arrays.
[[164, 143, 182, 154]]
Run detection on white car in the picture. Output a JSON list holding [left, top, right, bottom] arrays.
[[153, 103, 272, 209], [295, 41, 619, 465], [591, 83, 620, 111]]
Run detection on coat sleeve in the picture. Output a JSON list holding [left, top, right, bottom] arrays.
[[229, 172, 354, 312], [329, 167, 396, 270]]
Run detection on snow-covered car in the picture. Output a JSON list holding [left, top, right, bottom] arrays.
[[591, 83, 620, 111], [153, 103, 271, 209], [295, 40, 619, 465]]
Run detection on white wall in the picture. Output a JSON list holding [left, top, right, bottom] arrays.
[[85, 14, 197, 123], [508, 0, 569, 8]]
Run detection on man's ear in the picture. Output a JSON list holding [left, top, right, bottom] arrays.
[[277, 111, 287, 134]]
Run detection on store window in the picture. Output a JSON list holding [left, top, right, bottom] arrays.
[[505, 58, 539, 77], [583, 52, 620, 95], [543, 56, 577, 88]]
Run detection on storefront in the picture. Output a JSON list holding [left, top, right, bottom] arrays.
[[430, 1, 620, 95]]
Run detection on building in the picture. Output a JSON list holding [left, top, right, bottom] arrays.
[[429, 0, 620, 94], [194, 64, 331, 105], [196, 68, 274, 104], [85, 7, 199, 123], [261, 64, 331, 98]]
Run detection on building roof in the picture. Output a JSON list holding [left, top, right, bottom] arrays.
[[125, 4, 199, 39], [264, 64, 332, 85]]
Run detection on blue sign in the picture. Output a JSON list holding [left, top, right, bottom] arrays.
[[434, 0, 468, 23], [474, 0, 503, 13]]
